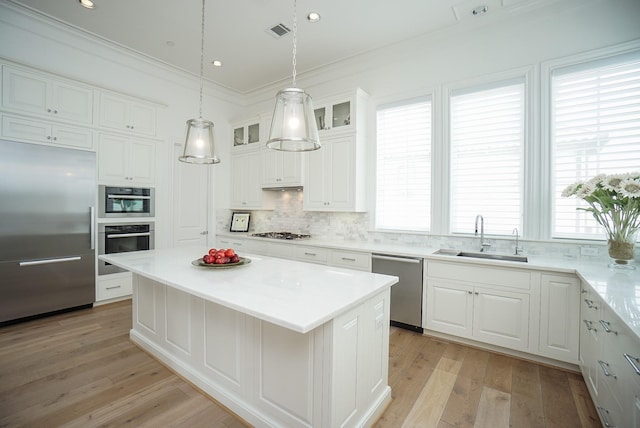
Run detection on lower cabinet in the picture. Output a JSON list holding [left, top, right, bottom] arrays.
[[579, 280, 640, 428], [425, 279, 530, 352], [96, 272, 132, 302], [538, 273, 580, 363]]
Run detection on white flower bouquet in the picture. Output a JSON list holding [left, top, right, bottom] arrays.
[[562, 172, 640, 264]]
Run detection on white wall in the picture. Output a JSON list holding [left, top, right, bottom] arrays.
[[0, 1, 245, 248]]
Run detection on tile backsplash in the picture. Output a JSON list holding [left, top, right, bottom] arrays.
[[217, 190, 631, 263]]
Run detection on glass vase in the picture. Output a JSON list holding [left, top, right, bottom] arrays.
[[607, 229, 638, 269]]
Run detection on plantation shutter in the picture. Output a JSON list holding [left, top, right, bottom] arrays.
[[450, 80, 524, 235], [552, 52, 640, 239], [375, 98, 432, 231]]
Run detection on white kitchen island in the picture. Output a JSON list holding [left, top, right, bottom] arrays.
[[99, 247, 398, 428]]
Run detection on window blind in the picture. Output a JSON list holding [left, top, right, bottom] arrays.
[[450, 81, 524, 235], [375, 98, 431, 231], [552, 54, 640, 239]]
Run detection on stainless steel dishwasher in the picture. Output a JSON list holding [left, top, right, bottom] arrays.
[[371, 254, 424, 333]]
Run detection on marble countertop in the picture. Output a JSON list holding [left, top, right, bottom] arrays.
[[99, 246, 398, 334], [218, 233, 640, 341]]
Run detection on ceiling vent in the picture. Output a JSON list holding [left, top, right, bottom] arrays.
[[266, 23, 291, 38]]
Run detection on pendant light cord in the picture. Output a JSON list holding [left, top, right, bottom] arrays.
[[291, 0, 297, 87], [198, 0, 206, 118]]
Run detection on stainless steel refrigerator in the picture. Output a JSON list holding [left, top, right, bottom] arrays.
[[0, 139, 96, 324]]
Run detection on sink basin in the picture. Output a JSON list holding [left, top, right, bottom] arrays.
[[433, 249, 528, 263]]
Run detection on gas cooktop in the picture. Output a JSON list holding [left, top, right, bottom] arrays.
[[251, 232, 311, 240]]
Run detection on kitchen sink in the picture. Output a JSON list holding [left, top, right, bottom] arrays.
[[433, 249, 528, 263]]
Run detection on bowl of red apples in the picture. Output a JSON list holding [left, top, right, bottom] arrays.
[[192, 248, 250, 268]]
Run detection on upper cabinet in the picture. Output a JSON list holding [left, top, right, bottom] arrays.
[[97, 91, 157, 137], [313, 88, 368, 136], [231, 118, 261, 151], [2, 65, 94, 125], [262, 148, 303, 188], [98, 133, 156, 185]]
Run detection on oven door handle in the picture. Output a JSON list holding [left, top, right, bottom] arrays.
[[107, 194, 151, 200], [106, 232, 151, 238]]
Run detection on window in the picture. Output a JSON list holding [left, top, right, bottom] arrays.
[[375, 98, 432, 231], [552, 52, 640, 239], [449, 80, 525, 235]]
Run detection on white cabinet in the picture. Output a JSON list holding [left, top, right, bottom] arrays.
[[329, 249, 371, 271], [216, 236, 246, 250], [1, 114, 93, 150], [96, 272, 132, 301], [2, 65, 93, 125], [231, 118, 261, 151], [98, 133, 156, 185], [580, 282, 601, 399], [230, 150, 272, 210], [313, 88, 368, 137], [262, 148, 303, 188], [538, 273, 580, 363], [425, 260, 532, 353], [97, 92, 157, 137], [295, 246, 329, 265], [304, 135, 365, 212]]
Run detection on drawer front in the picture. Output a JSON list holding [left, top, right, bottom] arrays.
[[217, 237, 245, 249], [329, 250, 371, 271], [296, 246, 328, 264], [97, 275, 132, 300], [427, 261, 531, 290]]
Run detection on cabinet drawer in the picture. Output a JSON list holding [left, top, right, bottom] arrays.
[[97, 274, 132, 301], [217, 237, 245, 249], [295, 246, 328, 264], [427, 261, 531, 290], [329, 250, 371, 271]]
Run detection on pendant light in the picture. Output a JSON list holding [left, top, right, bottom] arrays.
[[266, 0, 320, 152], [179, 0, 220, 164]]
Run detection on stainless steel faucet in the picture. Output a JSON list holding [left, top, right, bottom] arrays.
[[475, 214, 491, 252], [513, 227, 523, 255]]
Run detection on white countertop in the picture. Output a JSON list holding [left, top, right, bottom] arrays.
[[218, 233, 640, 340], [99, 246, 398, 334]]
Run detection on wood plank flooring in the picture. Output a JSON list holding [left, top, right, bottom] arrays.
[[0, 301, 600, 427]]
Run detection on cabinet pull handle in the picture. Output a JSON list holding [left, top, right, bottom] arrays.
[[598, 360, 617, 379], [304, 252, 316, 256], [581, 288, 588, 294], [584, 299, 598, 309], [106, 285, 121, 290], [624, 353, 640, 376], [583, 320, 596, 331], [596, 407, 615, 427], [341, 257, 356, 262], [599, 320, 618, 335]]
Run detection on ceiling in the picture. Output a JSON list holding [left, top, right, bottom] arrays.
[[8, 0, 556, 94]]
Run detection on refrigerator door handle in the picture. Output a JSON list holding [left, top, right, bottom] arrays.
[[20, 256, 82, 267], [90, 206, 95, 250]]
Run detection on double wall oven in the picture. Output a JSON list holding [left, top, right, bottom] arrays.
[[97, 185, 155, 275]]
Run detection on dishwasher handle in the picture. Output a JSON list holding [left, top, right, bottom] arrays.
[[372, 254, 422, 264]]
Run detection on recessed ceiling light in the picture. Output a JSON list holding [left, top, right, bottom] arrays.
[[212, 60, 223, 67], [472, 5, 488, 16], [307, 12, 321, 23], [79, 0, 95, 9]]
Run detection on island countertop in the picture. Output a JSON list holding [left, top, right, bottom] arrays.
[[99, 246, 398, 334]]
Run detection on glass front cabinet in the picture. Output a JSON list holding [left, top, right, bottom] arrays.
[[231, 118, 261, 151], [312, 88, 368, 136]]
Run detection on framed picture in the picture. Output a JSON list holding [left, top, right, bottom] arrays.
[[230, 212, 250, 232]]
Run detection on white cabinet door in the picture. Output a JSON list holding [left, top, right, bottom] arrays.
[[230, 150, 266, 209], [539, 274, 580, 363], [262, 149, 303, 188], [473, 287, 530, 351], [425, 280, 473, 338], [304, 135, 359, 211], [2, 114, 93, 149], [580, 283, 602, 399], [98, 133, 155, 184], [2, 65, 93, 124], [98, 92, 156, 136]]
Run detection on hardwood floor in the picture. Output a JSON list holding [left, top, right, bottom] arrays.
[[0, 301, 600, 427]]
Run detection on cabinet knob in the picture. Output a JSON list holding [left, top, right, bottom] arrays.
[[53, 137, 57, 141], [47, 108, 51, 113], [53, 109, 58, 114], [47, 136, 51, 140], [474, 291, 479, 295], [467, 291, 472, 294]]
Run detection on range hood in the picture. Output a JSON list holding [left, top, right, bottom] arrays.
[[262, 185, 303, 191]]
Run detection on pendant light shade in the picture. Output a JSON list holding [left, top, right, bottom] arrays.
[[266, 0, 320, 152], [266, 88, 320, 151], [179, 0, 220, 164], [179, 118, 220, 164]]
